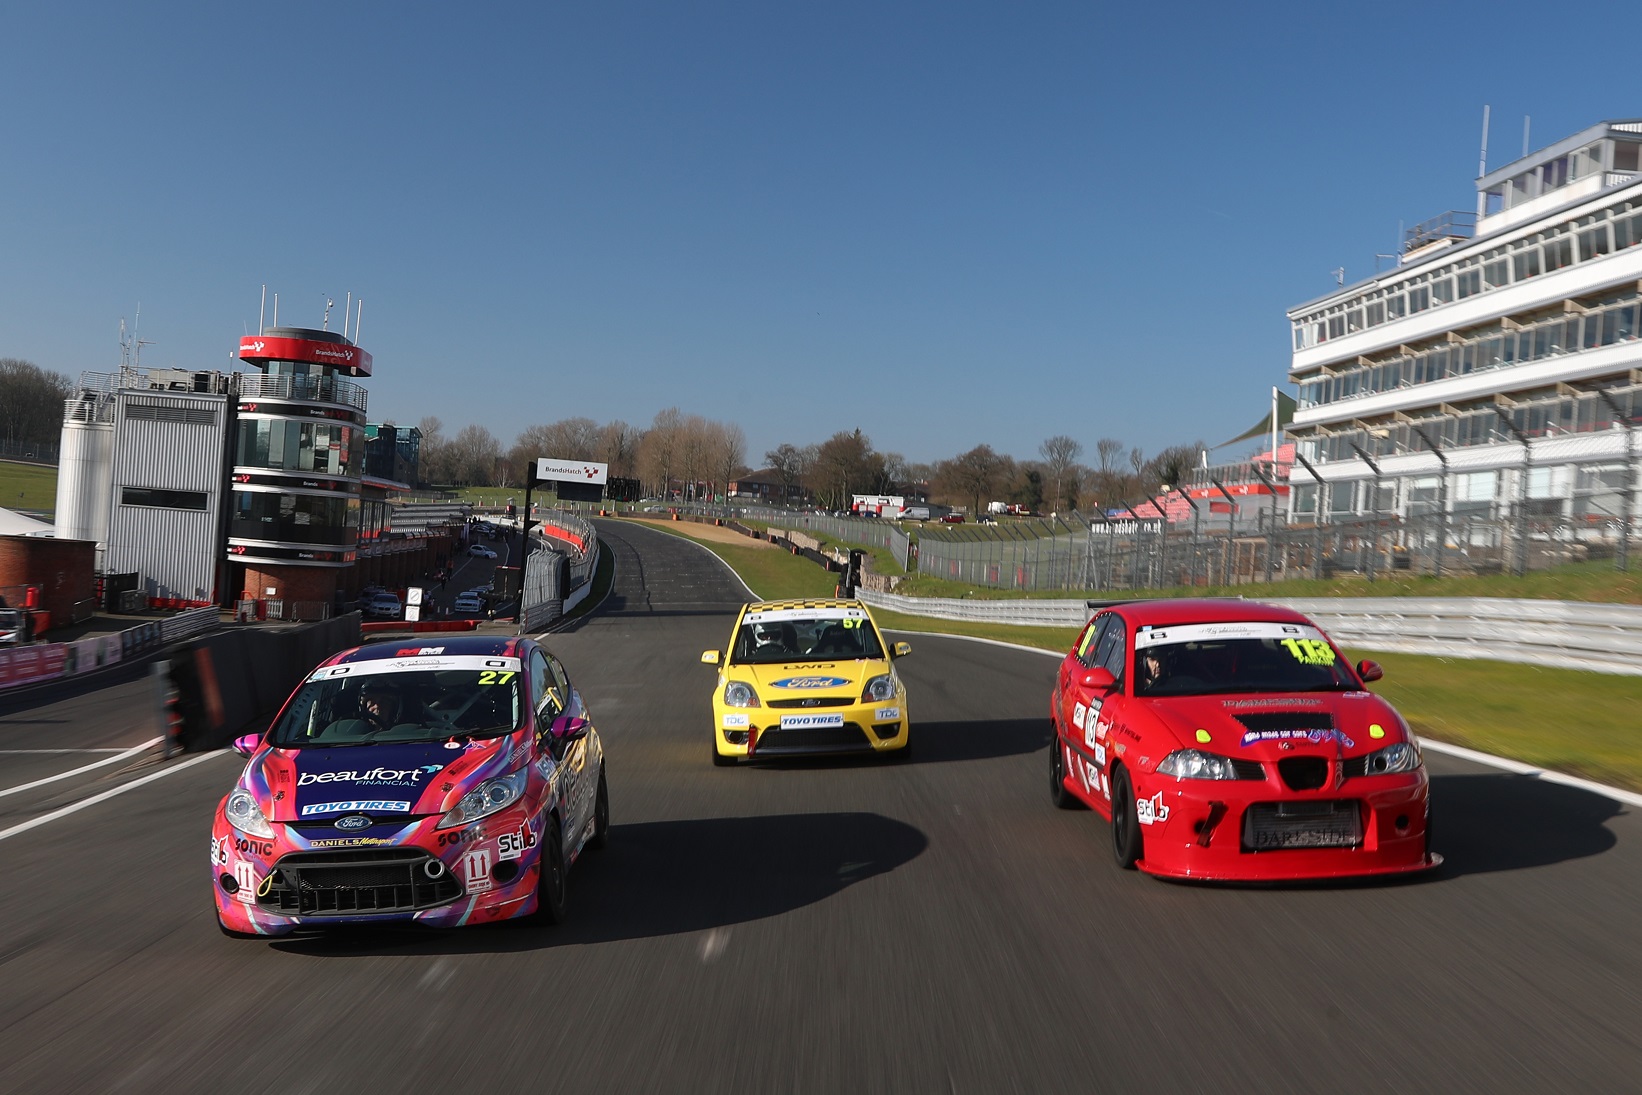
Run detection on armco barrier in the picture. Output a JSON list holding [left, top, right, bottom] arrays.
[[855, 589, 1642, 676]]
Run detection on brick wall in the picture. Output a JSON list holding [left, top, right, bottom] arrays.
[[0, 535, 97, 632]]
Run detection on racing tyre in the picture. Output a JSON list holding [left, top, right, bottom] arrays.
[[1049, 734, 1084, 810], [1110, 768, 1142, 870], [589, 767, 610, 851], [711, 741, 736, 767], [534, 817, 568, 925]]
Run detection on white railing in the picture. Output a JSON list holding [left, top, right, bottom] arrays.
[[856, 590, 1642, 676]]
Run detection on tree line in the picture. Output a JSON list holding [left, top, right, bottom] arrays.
[[4, 351, 1212, 516]]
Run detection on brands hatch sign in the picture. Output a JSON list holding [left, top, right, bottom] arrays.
[[535, 458, 608, 485], [237, 335, 373, 377]]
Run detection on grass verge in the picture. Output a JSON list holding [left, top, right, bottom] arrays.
[[644, 517, 1642, 793], [0, 460, 58, 516]]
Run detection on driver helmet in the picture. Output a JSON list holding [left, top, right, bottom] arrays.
[[360, 680, 402, 723], [753, 622, 780, 646]]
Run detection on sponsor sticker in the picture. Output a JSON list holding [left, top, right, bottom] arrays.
[[211, 836, 229, 866], [1134, 622, 1328, 650], [300, 799, 412, 817], [1085, 761, 1100, 789], [770, 676, 850, 690], [307, 837, 396, 849], [462, 849, 494, 894], [722, 714, 750, 728], [298, 765, 441, 787], [873, 707, 900, 721], [1072, 702, 1087, 730], [1135, 792, 1170, 826], [1239, 728, 1355, 749], [778, 713, 845, 729], [1083, 722, 1099, 751], [497, 823, 537, 862], [1094, 743, 1106, 766], [232, 860, 258, 904]]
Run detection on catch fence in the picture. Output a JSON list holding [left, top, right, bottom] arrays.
[[520, 509, 600, 630]]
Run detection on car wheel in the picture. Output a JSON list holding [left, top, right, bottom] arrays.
[[589, 767, 610, 851], [711, 740, 736, 767], [1110, 768, 1142, 870], [1049, 731, 1084, 810], [534, 817, 568, 924]]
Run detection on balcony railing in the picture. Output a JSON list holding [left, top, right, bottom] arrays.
[[237, 373, 368, 412]]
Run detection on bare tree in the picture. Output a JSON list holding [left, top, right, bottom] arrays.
[[597, 420, 637, 476], [1039, 435, 1083, 514], [637, 407, 683, 498], [449, 424, 502, 486], [932, 444, 1007, 517], [417, 415, 449, 485], [710, 421, 747, 501]]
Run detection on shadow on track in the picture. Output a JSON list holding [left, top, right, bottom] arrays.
[[267, 811, 926, 957], [1428, 772, 1622, 876], [740, 718, 1050, 770]]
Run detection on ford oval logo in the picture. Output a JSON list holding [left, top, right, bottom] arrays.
[[334, 814, 373, 832], [771, 676, 850, 689]]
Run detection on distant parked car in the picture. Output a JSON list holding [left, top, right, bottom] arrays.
[[363, 593, 402, 619], [453, 592, 485, 613], [940, 514, 965, 524], [470, 544, 498, 559]]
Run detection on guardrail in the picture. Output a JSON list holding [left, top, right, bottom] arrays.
[[856, 589, 1642, 676]]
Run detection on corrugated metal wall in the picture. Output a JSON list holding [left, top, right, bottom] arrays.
[[105, 391, 230, 602]]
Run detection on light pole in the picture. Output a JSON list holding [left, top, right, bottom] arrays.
[[1490, 405, 1533, 577], [1348, 442, 1385, 582], [1597, 388, 1634, 572], [1410, 423, 1450, 579], [1292, 451, 1328, 580]]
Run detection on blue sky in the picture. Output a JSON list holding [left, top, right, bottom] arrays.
[[2, 1, 1635, 470]]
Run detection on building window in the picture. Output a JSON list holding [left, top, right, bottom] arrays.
[[122, 487, 208, 510], [231, 490, 360, 547]]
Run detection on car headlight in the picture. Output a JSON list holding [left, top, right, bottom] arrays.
[[1359, 741, 1422, 775], [861, 674, 896, 703], [723, 681, 761, 708], [1156, 750, 1248, 780], [225, 788, 275, 838], [438, 769, 529, 829]]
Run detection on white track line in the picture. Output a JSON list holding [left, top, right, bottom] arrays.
[[0, 738, 162, 799], [885, 627, 1642, 809], [0, 750, 227, 843]]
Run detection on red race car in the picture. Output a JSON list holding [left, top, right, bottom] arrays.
[[1050, 598, 1438, 882]]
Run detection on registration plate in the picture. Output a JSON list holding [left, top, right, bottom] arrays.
[[778, 713, 845, 729]]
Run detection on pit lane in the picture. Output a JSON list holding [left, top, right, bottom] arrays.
[[0, 518, 1639, 1092]]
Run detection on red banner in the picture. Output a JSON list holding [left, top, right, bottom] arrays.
[[238, 336, 372, 376]]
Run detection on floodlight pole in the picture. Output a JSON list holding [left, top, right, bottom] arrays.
[[1245, 467, 1278, 585], [517, 465, 543, 633], [1410, 424, 1450, 579], [1292, 451, 1327, 579], [1348, 442, 1384, 582], [1597, 388, 1635, 572], [1490, 405, 1533, 577]]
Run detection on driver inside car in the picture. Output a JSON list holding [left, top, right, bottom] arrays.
[[359, 681, 403, 731]]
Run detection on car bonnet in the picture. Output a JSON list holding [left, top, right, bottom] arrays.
[[741, 661, 886, 697], [1141, 690, 1408, 761]]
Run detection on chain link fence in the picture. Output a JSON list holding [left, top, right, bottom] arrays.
[[520, 509, 599, 630]]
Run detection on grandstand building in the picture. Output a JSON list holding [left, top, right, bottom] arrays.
[[1285, 118, 1642, 541]]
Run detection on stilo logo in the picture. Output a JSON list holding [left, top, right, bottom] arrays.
[[334, 815, 373, 832]]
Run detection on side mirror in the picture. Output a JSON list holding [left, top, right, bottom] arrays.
[[1079, 667, 1117, 692], [701, 650, 721, 666], [231, 733, 262, 757], [1357, 660, 1384, 683], [892, 641, 912, 659], [550, 715, 590, 743]]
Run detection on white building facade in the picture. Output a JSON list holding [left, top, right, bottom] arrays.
[[1285, 120, 1642, 559]]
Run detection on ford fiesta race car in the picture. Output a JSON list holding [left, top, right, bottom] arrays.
[[212, 635, 608, 936], [702, 599, 911, 764], [1050, 599, 1438, 882]]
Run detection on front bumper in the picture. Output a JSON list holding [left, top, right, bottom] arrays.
[[712, 702, 909, 760], [1129, 770, 1438, 882], [211, 803, 544, 936]]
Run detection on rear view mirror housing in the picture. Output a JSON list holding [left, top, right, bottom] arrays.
[[550, 715, 590, 743], [231, 733, 262, 757], [1080, 667, 1117, 692], [1357, 660, 1384, 683]]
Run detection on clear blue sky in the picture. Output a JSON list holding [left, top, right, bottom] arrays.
[[2, 1, 1634, 470]]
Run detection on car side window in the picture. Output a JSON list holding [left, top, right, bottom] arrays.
[[529, 650, 552, 717], [1084, 615, 1118, 670], [1073, 618, 1101, 665], [1095, 619, 1127, 679], [541, 655, 571, 721]]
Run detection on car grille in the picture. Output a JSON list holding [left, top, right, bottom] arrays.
[[256, 849, 460, 916], [1277, 755, 1331, 791], [766, 697, 854, 709], [754, 724, 873, 754], [1242, 800, 1362, 851]]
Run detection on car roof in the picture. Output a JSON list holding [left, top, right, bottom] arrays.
[[1108, 598, 1314, 628], [741, 598, 868, 614], [327, 634, 528, 666]]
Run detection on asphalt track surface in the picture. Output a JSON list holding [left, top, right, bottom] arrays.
[[2, 518, 1641, 1093]]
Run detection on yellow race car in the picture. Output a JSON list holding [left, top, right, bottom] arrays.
[[702, 599, 911, 765]]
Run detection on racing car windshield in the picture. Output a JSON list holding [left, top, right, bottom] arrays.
[[733, 607, 885, 664], [1133, 622, 1356, 698], [269, 661, 524, 746]]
